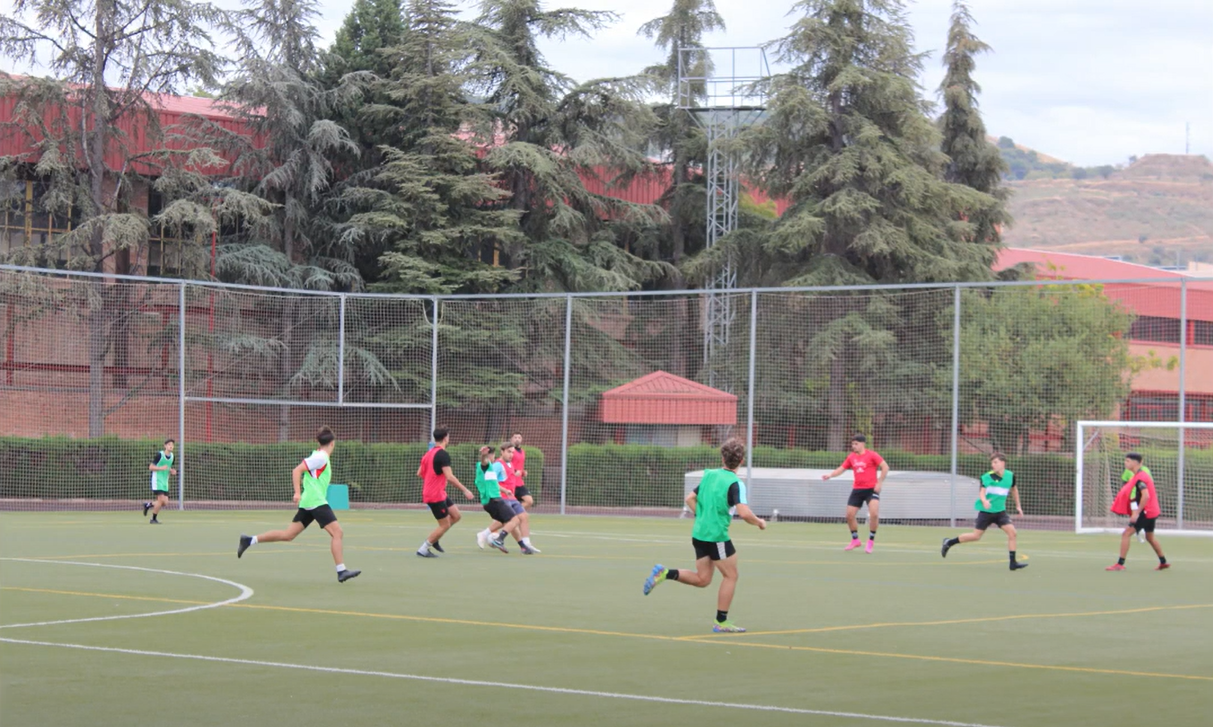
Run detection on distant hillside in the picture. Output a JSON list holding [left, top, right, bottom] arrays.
[[1001, 154, 1213, 265]]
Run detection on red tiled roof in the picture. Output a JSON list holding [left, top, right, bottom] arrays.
[[600, 370, 737, 425]]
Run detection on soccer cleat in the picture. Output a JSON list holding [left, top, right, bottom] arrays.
[[416, 549, 439, 558], [941, 537, 952, 558], [1010, 561, 1029, 571], [864, 540, 875, 554], [431, 540, 445, 553], [142, 502, 151, 517], [643, 564, 667, 595], [713, 621, 746, 633], [476, 530, 489, 550], [844, 539, 862, 551], [1155, 563, 1171, 571], [1105, 563, 1126, 571], [237, 535, 252, 558], [149, 518, 160, 524], [520, 543, 536, 555], [526, 543, 541, 553], [489, 536, 509, 554], [337, 569, 361, 583]]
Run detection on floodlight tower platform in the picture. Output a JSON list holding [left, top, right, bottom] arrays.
[[677, 46, 770, 390]]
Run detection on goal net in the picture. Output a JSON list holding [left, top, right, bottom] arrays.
[[1076, 421, 1213, 536]]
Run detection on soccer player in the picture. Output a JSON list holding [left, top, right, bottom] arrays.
[[1107, 452, 1169, 572], [142, 438, 176, 524], [509, 431, 534, 509], [643, 438, 766, 633], [940, 453, 1028, 570], [821, 433, 889, 552], [472, 445, 528, 554], [236, 426, 360, 583], [417, 427, 476, 558], [495, 442, 539, 553]]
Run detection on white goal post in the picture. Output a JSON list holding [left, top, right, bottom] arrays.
[[1076, 420, 1213, 536]]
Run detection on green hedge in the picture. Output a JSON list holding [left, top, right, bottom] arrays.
[[565, 444, 1213, 518], [0, 437, 544, 505]]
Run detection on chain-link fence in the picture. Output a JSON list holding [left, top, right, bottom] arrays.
[[1, 265, 1209, 530]]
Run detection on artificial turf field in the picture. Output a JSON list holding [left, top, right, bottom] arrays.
[[1, 510, 1210, 727]]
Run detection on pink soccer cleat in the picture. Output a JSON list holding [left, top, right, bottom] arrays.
[[864, 540, 874, 554], [1105, 563, 1126, 571], [844, 539, 862, 551], [1155, 563, 1171, 571]]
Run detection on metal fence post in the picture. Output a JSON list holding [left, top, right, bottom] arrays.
[[949, 285, 961, 528], [559, 295, 573, 516], [430, 296, 439, 437], [178, 281, 186, 511], [337, 293, 346, 404], [746, 290, 757, 488], [1177, 279, 1187, 529]]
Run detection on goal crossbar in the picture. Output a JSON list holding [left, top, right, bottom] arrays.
[[1076, 420, 1213, 537]]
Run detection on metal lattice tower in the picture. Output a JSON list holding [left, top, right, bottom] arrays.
[[677, 47, 769, 389]]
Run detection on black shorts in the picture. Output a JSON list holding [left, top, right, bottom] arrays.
[[1133, 515, 1157, 533], [426, 497, 455, 520], [692, 538, 736, 561], [483, 498, 516, 524], [514, 485, 531, 500], [847, 488, 880, 508], [150, 490, 170, 499], [293, 504, 337, 529], [975, 511, 1013, 530]]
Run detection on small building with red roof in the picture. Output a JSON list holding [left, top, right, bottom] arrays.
[[600, 370, 737, 446]]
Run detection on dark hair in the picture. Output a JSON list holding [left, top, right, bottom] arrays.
[[316, 426, 335, 446], [1126, 452, 1143, 463], [164, 438, 175, 445], [720, 438, 745, 469], [851, 433, 866, 443], [432, 427, 449, 443], [512, 431, 523, 437], [989, 452, 1006, 464], [500, 441, 515, 452], [479, 445, 495, 465]]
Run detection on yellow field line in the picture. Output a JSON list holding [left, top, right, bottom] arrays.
[[680, 638, 1213, 682], [707, 602, 1213, 638], [7, 586, 1211, 682]]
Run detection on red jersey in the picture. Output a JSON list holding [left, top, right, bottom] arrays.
[[842, 450, 884, 489], [420, 446, 451, 503], [1126, 469, 1161, 519], [513, 447, 526, 484], [1110, 482, 1135, 516], [496, 458, 519, 500]]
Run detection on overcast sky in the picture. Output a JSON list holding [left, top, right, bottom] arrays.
[[303, 0, 1212, 166]]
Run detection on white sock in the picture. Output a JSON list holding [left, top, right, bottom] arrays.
[[481, 528, 491, 537], [336, 564, 346, 572], [250, 536, 258, 545], [419, 540, 429, 552], [522, 537, 531, 546]]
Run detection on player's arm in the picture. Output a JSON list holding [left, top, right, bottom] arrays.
[[1138, 481, 1155, 517], [821, 463, 848, 481], [443, 466, 475, 500], [875, 458, 889, 491], [1010, 485, 1023, 516], [290, 461, 305, 503], [684, 489, 697, 512], [149, 454, 164, 472], [978, 485, 991, 511], [734, 503, 767, 530]]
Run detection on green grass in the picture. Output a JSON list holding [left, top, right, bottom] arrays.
[[2, 511, 1211, 727]]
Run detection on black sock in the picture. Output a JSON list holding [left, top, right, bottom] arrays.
[[869, 532, 877, 541], [946, 537, 961, 547], [716, 610, 728, 623], [667, 569, 680, 581], [1159, 556, 1167, 565], [1009, 550, 1017, 562], [1118, 557, 1126, 565], [850, 530, 858, 540]]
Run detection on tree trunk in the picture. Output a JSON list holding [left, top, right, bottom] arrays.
[[827, 351, 847, 451]]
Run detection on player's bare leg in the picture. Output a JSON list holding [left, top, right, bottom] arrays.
[[1107, 525, 1134, 570], [1145, 532, 1169, 570], [149, 493, 168, 523], [237, 521, 304, 558], [844, 505, 862, 550], [321, 521, 360, 582], [865, 499, 880, 552], [714, 555, 739, 612], [426, 507, 462, 549]]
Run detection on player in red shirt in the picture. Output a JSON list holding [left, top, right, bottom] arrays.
[[1106, 452, 1169, 571], [821, 434, 889, 553], [416, 427, 475, 558], [510, 431, 534, 510]]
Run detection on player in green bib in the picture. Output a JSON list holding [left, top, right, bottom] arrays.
[[642, 439, 766, 633], [236, 426, 360, 583], [941, 453, 1027, 570], [141, 438, 176, 524], [472, 445, 526, 553]]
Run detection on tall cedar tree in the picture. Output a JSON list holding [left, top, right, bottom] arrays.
[[0, 0, 243, 436], [330, 0, 407, 79], [349, 0, 524, 294], [472, 0, 669, 292], [704, 0, 1003, 448], [938, 1, 1009, 245]]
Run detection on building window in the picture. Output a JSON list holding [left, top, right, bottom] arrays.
[[1128, 315, 1182, 344], [1194, 320, 1213, 347], [0, 179, 79, 265], [1126, 394, 1179, 422], [146, 189, 196, 278]]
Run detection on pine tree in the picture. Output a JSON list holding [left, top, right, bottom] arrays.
[[471, 0, 669, 292], [938, 1, 1009, 245], [330, 0, 407, 78]]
